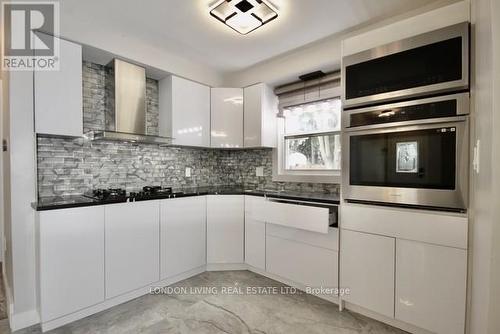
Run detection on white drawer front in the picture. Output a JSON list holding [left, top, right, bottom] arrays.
[[266, 235, 338, 289], [254, 199, 330, 234], [341, 203, 468, 249], [266, 224, 338, 251]]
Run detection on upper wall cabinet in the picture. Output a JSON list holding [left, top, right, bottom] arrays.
[[159, 76, 211, 147], [211, 88, 243, 148], [34, 35, 83, 137], [244, 83, 278, 148]]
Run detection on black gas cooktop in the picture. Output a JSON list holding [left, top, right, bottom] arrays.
[[84, 186, 183, 203]]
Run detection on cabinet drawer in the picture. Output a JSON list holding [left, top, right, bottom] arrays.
[[266, 224, 338, 251], [254, 199, 330, 234], [266, 235, 337, 289]]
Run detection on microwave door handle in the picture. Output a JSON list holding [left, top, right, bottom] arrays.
[[345, 115, 468, 133]]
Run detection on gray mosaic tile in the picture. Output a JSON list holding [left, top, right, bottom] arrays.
[[36, 62, 339, 197]]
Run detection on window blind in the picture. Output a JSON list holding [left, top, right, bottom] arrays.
[[274, 71, 341, 111]]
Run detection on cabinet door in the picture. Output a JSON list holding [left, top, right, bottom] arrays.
[[340, 229, 395, 318], [396, 239, 467, 334], [244, 83, 277, 148], [38, 207, 104, 321], [266, 235, 338, 289], [207, 195, 244, 263], [160, 197, 206, 279], [159, 76, 210, 147], [105, 201, 160, 298], [35, 36, 83, 137], [211, 88, 243, 148], [245, 214, 266, 270]]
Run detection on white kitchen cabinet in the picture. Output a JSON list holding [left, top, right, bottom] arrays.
[[245, 214, 266, 270], [266, 234, 338, 290], [267, 224, 338, 251], [211, 88, 244, 148], [34, 35, 83, 137], [395, 239, 467, 334], [38, 206, 105, 321], [207, 195, 244, 264], [243, 83, 278, 148], [105, 201, 160, 298], [159, 75, 211, 147], [340, 229, 395, 318], [253, 198, 330, 234], [160, 196, 206, 279]]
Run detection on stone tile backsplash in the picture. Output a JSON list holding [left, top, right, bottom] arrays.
[[36, 62, 339, 197]]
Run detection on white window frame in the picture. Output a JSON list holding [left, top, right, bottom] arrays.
[[272, 86, 342, 184]]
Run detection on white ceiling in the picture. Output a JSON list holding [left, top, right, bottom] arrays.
[[60, 0, 439, 73]]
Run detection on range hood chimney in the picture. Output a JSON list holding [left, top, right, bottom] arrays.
[[87, 59, 171, 145]]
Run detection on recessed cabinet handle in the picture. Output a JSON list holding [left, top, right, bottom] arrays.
[[2, 139, 7, 152]]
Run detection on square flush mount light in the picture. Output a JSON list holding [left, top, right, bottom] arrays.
[[210, 0, 278, 35]]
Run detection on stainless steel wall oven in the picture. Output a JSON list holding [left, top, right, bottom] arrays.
[[342, 93, 469, 212]]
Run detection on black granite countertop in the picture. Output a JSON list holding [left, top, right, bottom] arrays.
[[33, 186, 340, 211]]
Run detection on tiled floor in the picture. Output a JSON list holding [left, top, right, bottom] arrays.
[[2, 271, 408, 334]]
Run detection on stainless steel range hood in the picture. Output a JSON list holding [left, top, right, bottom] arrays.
[[87, 59, 171, 145]]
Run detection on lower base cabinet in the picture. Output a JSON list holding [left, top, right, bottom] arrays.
[[396, 239, 467, 334], [266, 229, 338, 290], [105, 201, 160, 298], [340, 229, 395, 318], [245, 214, 266, 270], [207, 195, 244, 264], [38, 206, 105, 321], [160, 197, 207, 279]]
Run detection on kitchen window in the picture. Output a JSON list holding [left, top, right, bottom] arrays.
[[273, 79, 342, 183], [284, 99, 341, 170]]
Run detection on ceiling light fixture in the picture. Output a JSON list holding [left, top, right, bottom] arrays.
[[210, 0, 278, 35]]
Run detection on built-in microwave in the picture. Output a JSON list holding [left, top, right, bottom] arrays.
[[342, 93, 469, 212], [342, 22, 469, 109]]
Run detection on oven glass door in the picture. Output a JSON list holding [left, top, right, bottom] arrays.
[[349, 126, 456, 190]]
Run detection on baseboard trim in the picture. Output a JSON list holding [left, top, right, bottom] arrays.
[[34, 263, 430, 334], [246, 265, 339, 305], [2, 260, 40, 332], [41, 266, 205, 332], [8, 309, 40, 332], [206, 263, 247, 271], [341, 301, 434, 334]]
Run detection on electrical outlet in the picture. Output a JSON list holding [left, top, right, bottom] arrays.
[[256, 166, 264, 177], [185, 167, 192, 177]]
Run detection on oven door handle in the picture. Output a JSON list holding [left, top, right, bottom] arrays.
[[344, 115, 468, 133]]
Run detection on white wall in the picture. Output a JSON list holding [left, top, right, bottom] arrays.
[[487, 1, 500, 332], [468, 0, 500, 333], [1, 70, 38, 330], [59, 13, 224, 87], [341, 0, 470, 56], [0, 79, 4, 264], [1, 69, 14, 317]]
